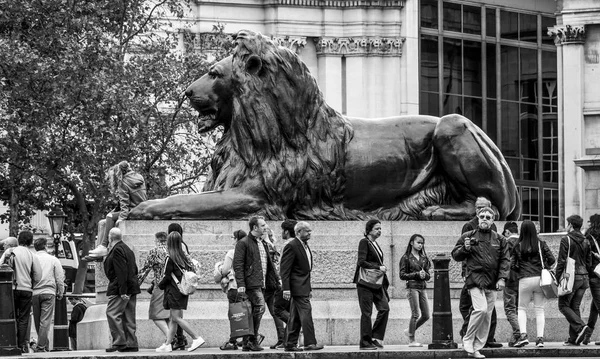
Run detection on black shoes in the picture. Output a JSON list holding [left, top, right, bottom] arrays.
[[171, 336, 188, 350], [242, 341, 264, 352], [484, 341, 503, 348], [284, 346, 303, 352], [119, 347, 139, 352], [372, 339, 384, 349], [360, 344, 377, 350], [304, 344, 324, 351], [220, 341, 238, 350], [105, 346, 125, 352], [270, 341, 284, 349], [576, 325, 592, 345]]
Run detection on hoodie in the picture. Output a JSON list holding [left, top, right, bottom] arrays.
[[556, 230, 592, 281], [117, 171, 147, 221]]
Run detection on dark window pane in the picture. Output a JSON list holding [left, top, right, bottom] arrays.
[[421, 0, 438, 29], [501, 101, 519, 157], [464, 97, 482, 128], [501, 45, 519, 101], [520, 13, 537, 43], [486, 99, 497, 143], [464, 41, 482, 97], [463, 5, 481, 35], [520, 103, 538, 160], [421, 35, 439, 92], [542, 112, 558, 183], [506, 157, 520, 181], [523, 159, 539, 181], [542, 50, 557, 111], [443, 1, 461, 32], [443, 38, 462, 95], [486, 43, 496, 98], [420, 92, 439, 116], [542, 16, 556, 45], [529, 188, 539, 215], [501, 10, 518, 40], [520, 48, 537, 103], [442, 94, 462, 115], [486, 8, 496, 37]]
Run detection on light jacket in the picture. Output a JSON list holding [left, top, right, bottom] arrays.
[[12, 246, 42, 292], [33, 250, 65, 297], [117, 171, 147, 221]]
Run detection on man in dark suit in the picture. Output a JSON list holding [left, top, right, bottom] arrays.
[[104, 228, 141, 352], [280, 221, 324, 352]]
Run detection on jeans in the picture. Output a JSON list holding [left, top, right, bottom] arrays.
[[98, 212, 120, 248], [558, 276, 589, 342], [463, 288, 496, 353], [503, 285, 520, 337], [32, 294, 56, 350], [14, 290, 33, 348], [407, 288, 430, 336], [356, 284, 389, 347], [518, 276, 546, 337], [244, 288, 266, 343], [587, 277, 600, 331]]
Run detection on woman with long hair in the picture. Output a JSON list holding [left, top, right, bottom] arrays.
[[352, 219, 390, 350], [512, 220, 555, 348], [399, 234, 431, 347], [156, 232, 205, 352]]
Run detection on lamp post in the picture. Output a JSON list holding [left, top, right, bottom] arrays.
[[46, 208, 67, 258], [45, 208, 69, 351]]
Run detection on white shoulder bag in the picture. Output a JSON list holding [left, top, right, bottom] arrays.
[[558, 236, 575, 296]]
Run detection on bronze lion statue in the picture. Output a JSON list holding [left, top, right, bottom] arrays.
[[130, 30, 521, 221]]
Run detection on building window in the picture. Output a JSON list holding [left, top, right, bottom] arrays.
[[419, 0, 558, 231]]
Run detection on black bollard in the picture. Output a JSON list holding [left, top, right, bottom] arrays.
[[0, 264, 20, 356], [428, 253, 457, 349], [52, 294, 69, 351]]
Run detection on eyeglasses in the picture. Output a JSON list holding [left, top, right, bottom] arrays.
[[478, 215, 493, 221]]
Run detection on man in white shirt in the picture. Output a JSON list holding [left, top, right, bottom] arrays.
[[32, 237, 65, 352]]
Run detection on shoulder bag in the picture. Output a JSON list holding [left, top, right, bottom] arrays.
[[357, 240, 385, 290], [558, 237, 575, 297], [168, 257, 199, 295], [538, 241, 558, 298]]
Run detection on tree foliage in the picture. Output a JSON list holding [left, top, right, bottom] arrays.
[[0, 0, 232, 239]]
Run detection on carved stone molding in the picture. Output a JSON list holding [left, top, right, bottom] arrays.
[[214, 0, 405, 8], [314, 36, 405, 57], [270, 35, 307, 54], [548, 25, 586, 45], [183, 32, 234, 54]]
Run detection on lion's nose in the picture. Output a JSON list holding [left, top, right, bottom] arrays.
[[185, 88, 193, 98]]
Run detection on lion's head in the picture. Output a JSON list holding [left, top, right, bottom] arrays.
[[185, 30, 354, 219]]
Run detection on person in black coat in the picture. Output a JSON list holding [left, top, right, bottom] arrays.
[[353, 219, 390, 350], [68, 298, 88, 350], [103, 228, 141, 352], [280, 221, 324, 352]]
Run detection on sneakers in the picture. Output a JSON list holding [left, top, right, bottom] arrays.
[[188, 337, 205, 352], [156, 343, 172, 352], [83, 245, 108, 261], [576, 325, 592, 345], [220, 342, 237, 350], [536, 337, 544, 347], [582, 332, 592, 345], [514, 333, 529, 347], [563, 340, 579, 346], [508, 334, 519, 347], [467, 351, 486, 359]]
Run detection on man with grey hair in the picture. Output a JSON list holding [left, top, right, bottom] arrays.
[[452, 207, 510, 359], [0, 236, 18, 263], [280, 221, 324, 352], [32, 237, 65, 352], [104, 228, 141, 352]]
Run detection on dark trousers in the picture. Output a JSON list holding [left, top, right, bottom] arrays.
[[244, 288, 265, 343], [559, 277, 589, 341], [459, 284, 497, 342], [587, 277, 600, 331], [106, 294, 138, 349], [286, 295, 316, 347], [274, 289, 290, 323], [14, 290, 33, 348], [357, 284, 389, 347], [265, 288, 286, 343]]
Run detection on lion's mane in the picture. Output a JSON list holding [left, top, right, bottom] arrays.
[[202, 31, 354, 219]]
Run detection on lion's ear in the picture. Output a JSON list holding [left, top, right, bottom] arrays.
[[245, 55, 262, 75]]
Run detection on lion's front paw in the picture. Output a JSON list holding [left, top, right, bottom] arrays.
[[421, 205, 446, 220]]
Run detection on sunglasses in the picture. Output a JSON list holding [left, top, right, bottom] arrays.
[[478, 215, 493, 221]]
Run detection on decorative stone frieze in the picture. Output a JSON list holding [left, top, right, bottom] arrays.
[[219, 0, 405, 8], [314, 36, 406, 57], [548, 24, 586, 45], [270, 35, 307, 54]]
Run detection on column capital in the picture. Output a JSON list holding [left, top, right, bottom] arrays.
[[548, 24, 586, 45], [270, 35, 307, 54], [314, 36, 406, 57]]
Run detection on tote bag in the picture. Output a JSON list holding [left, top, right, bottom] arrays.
[[558, 237, 575, 297], [228, 298, 254, 338], [538, 242, 558, 299]]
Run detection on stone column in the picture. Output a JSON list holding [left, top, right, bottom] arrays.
[[549, 25, 586, 224]]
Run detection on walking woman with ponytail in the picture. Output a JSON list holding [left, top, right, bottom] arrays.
[[399, 234, 431, 347]]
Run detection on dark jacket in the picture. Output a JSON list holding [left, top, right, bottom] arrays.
[[104, 241, 141, 296], [157, 257, 191, 309], [505, 234, 520, 288], [461, 217, 497, 277], [512, 239, 556, 280], [452, 229, 510, 290], [118, 171, 147, 221], [353, 237, 390, 291], [280, 238, 313, 296], [556, 231, 592, 280], [233, 233, 280, 290], [399, 252, 431, 289], [68, 302, 88, 338], [587, 231, 600, 279]]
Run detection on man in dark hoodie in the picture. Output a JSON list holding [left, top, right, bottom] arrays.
[[84, 161, 147, 261], [558, 214, 593, 345]]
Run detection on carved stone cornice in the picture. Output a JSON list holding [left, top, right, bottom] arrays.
[[270, 35, 307, 54], [548, 25, 586, 45], [231, 0, 405, 8], [314, 36, 405, 57]]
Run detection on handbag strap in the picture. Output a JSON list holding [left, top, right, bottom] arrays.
[[538, 241, 545, 270], [591, 235, 600, 253], [366, 238, 383, 265]]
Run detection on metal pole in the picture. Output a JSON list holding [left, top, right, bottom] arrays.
[[428, 253, 457, 349], [0, 264, 20, 356], [52, 234, 69, 351]]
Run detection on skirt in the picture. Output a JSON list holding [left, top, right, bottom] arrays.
[[149, 286, 170, 320], [164, 283, 189, 310]]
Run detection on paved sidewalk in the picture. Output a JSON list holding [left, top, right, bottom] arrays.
[[12, 342, 600, 359]]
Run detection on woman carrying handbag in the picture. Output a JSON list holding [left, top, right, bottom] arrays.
[[353, 220, 390, 350]]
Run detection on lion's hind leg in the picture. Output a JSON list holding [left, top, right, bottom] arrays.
[[428, 114, 521, 220]]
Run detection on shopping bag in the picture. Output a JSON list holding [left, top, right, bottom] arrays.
[[358, 268, 384, 290], [558, 237, 575, 296], [229, 299, 254, 338], [540, 269, 558, 299]]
